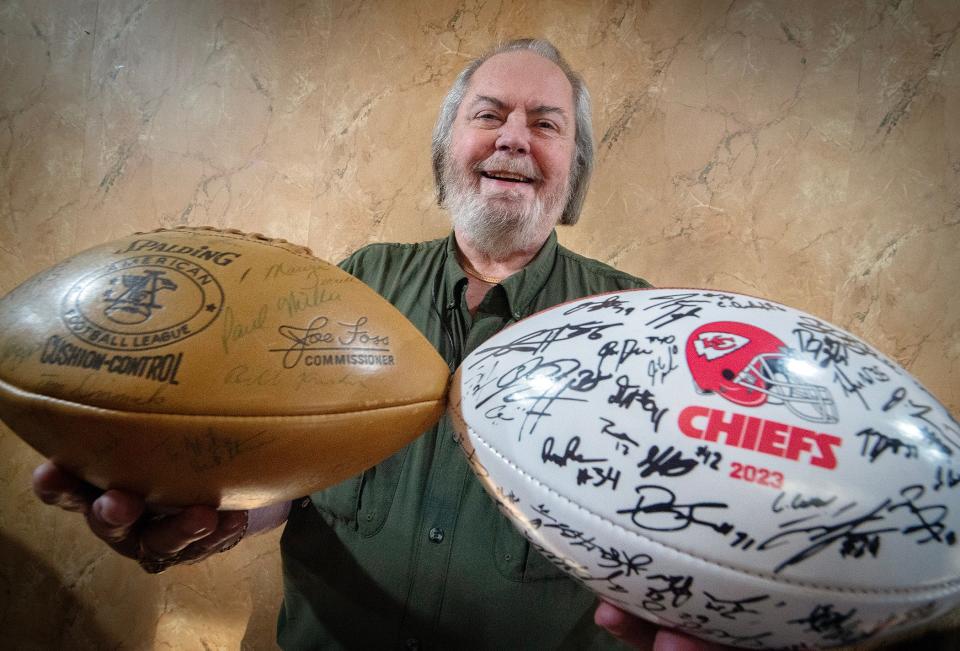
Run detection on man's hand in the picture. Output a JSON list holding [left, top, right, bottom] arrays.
[[595, 601, 734, 651], [32, 461, 248, 573]]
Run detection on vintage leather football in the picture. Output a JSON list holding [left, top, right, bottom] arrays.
[[0, 227, 449, 509]]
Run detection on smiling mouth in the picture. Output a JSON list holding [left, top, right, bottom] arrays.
[[480, 171, 534, 184]]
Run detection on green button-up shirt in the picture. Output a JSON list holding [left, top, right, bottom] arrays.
[[279, 231, 650, 650]]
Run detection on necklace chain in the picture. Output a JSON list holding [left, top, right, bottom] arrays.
[[461, 263, 505, 284], [457, 252, 506, 284]]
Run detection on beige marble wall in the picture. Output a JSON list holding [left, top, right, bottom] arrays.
[[0, 0, 957, 648]]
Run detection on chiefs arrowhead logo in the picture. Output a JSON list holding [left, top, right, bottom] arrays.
[[692, 331, 750, 361]]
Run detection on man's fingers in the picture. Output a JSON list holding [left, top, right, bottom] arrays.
[[32, 461, 101, 514], [595, 601, 736, 651], [175, 510, 249, 563], [594, 600, 657, 649], [35, 461, 247, 571], [138, 505, 219, 559], [34, 461, 243, 573], [86, 490, 147, 550], [200, 510, 247, 549], [654, 629, 734, 651]]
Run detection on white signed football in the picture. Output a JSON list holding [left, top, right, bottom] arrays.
[[449, 288, 960, 649], [0, 227, 449, 509]]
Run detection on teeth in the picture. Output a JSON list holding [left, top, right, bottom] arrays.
[[483, 171, 530, 182]]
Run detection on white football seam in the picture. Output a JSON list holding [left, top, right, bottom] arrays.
[[0, 377, 444, 419], [464, 421, 960, 598]]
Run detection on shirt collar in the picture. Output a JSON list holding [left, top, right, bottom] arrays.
[[443, 230, 559, 320]]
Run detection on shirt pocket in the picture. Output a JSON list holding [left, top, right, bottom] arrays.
[[311, 446, 409, 537], [493, 506, 570, 583]]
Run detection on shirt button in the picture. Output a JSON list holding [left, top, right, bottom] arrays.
[[428, 527, 445, 543]]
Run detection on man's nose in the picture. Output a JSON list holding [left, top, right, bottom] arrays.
[[495, 114, 530, 155]]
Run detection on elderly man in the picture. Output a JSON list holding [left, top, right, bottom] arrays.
[[33, 40, 726, 650]]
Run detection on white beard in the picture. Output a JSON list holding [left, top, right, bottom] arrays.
[[443, 158, 568, 258]]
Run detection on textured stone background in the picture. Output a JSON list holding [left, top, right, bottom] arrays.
[[1, 1, 957, 648]]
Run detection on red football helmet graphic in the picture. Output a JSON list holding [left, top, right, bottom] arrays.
[[686, 321, 838, 424]]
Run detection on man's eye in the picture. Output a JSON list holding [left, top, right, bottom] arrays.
[[536, 121, 557, 130], [476, 112, 500, 121]]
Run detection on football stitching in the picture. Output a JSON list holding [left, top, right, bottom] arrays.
[[148, 227, 319, 260], [0, 377, 444, 419], [464, 421, 960, 598]]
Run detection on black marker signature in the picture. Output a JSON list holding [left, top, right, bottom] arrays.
[[793, 316, 898, 373], [933, 465, 960, 491], [599, 417, 640, 457], [788, 604, 869, 646], [647, 343, 680, 386], [541, 435, 607, 467], [907, 399, 960, 456], [528, 504, 653, 591], [636, 445, 699, 478], [598, 339, 652, 373], [772, 491, 838, 514], [856, 427, 918, 463], [595, 337, 679, 387], [563, 295, 635, 316], [760, 483, 956, 573], [794, 328, 853, 368], [828, 365, 891, 410], [890, 484, 956, 544], [642, 574, 694, 612], [469, 320, 623, 365], [882, 387, 907, 411], [616, 484, 734, 534], [706, 292, 787, 312], [694, 446, 722, 470], [832, 366, 871, 410], [642, 293, 711, 330], [577, 465, 622, 490], [609, 376, 669, 432], [702, 592, 769, 620], [672, 612, 773, 649], [473, 356, 593, 439]]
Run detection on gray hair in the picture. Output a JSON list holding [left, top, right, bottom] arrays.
[[431, 39, 594, 226]]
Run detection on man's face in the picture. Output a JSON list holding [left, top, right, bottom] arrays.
[[444, 50, 576, 255]]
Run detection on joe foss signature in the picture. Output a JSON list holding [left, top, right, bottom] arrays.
[[272, 315, 390, 369]]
